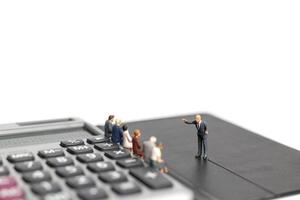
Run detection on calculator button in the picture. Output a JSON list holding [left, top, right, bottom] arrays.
[[38, 148, 65, 158], [87, 162, 115, 173], [43, 192, 72, 200], [0, 187, 25, 200], [86, 136, 109, 144], [104, 150, 131, 160], [67, 145, 93, 155], [15, 161, 43, 173], [23, 171, 51, 183], [94, 143, 119, 151], [77, 153, 103, 163], [32, 181, 61, 195], [46, 157, 73, 168], [66, 176, 95, 189], [77, 187, 108, 200], [56, 166, 84, 178], [111, 182, 141, 195], [98, 171, 128, 183], [0, 166, 9, 176], [130, 168, 173, 189], [116, 158, 144, 168], [60, 139, 84, 147], [0, 176, 17, 189], [7, 152, 34, 163]]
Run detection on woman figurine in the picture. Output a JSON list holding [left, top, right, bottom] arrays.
[[132, 129, 144, 158], [151, 142, 169, 173], [122, 124, 132, 151]]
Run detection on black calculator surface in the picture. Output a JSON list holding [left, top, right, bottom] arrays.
[[124, 114, 300, 200], [0, 118, 193, 200]]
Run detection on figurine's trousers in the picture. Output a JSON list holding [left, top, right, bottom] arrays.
[[197, 135, 208, 156]]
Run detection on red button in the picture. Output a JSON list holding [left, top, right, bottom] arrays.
[[0, 177, 17, 190], [0, 187, 24, 200]]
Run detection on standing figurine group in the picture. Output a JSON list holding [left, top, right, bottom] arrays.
[[104, 115, 168, 173]]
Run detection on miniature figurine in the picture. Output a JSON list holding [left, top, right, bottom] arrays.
[[122, 124, 132, 151], [104, 115, 115, 139], [143, 136, 157, 163], [111, 119, 123, 148], [132, 129, 144, 158], [150, 141, 169, 173], [182, 114, 208, 160]]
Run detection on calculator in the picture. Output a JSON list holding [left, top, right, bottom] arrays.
[[0, 118, 193, 200]]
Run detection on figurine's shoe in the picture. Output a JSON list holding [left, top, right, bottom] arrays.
[[195, 154, 201, 159], [203, 155, 208, 160]]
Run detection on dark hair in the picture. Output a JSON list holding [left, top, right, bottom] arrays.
[[122, 124, 128, 131], [108, 115, 114, 120]]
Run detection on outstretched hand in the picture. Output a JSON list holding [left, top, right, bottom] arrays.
[[182, 118, 187, 123]]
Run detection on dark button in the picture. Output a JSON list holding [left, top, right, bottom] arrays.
[[130, 168, 173, 189], [56, 166, 84, 178], [94, 143, 119, 151], [43, 192, 72, 200], [60, 139, 84, 147], [111, 182, 141, 195], [0, 166, 9, 176], [86, 136, 110, 144], [104, 150, 131, 160], [38, 148, 65, 158], [66, 176, 95, 189], [77, 187, 108, 200], [15, 161, 43, 172], [46, 157, 73, 168], [7, 152, 34, 163], [77, 153, 103, 163], [32, 181, 61, 195], [23, 170, 51, 183], [98, 171, 127, 183], [87, 162, 115, 173], [116, 158, 144, 168], [67, 145, 93, 155]]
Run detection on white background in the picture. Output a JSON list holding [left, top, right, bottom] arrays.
[[0, 1, 299, 199]]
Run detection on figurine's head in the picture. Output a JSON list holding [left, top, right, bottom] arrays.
[[115, 119, 122, 126], [122, 124, 128, 131], [133, 129, 141, 138], [157, 142, 164, 149], [108, 115, 115, 121], [150, 136, 157, 144], [195, 114, 202, 123]]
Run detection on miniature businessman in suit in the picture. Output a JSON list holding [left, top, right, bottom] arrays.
[[104, 115, 115, 139], [182, 114, 208, 160], [111, 119, 123, 148]]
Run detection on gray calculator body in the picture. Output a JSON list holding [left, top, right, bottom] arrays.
[[0, 118, 193, 200]]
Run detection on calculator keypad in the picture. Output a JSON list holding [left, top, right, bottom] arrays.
[[7, 153, 34, 163], [67, 146, 93, 155], [56, 166, 84, 178], [15, 161, 43, 172], [31, 181, 61, 195], [77, 187, 108, 200], [38, 148, 65, 158], [76, 153, 103, 163], [66, 176, 95, 189], [87, 162, 115, 173], [23, 171, 52, 183], [46, 157, 74, 168], [1, 136, 175, 200]]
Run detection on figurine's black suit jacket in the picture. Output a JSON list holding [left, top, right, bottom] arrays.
[[185, 120, 207, 137]]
